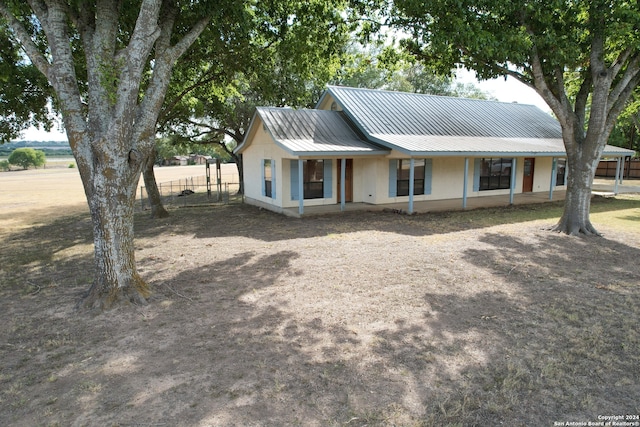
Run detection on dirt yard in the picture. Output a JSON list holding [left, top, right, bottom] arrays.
[[1, 166, 639, 426]]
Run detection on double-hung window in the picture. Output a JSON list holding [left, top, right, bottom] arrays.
[[290, 159, 332, 200], [263, 159, 273, 198], [303, 159, 324, 199], [397, 159, 425, 196], [556, 159, 566, 186], [389, 159, 432, 197]]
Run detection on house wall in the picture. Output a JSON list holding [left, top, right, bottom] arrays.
[[348, 155, 564, 206], [242, 115, 566, 214], [242, 119, 290, 209]]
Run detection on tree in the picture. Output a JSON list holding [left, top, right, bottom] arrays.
[[333, 43, 494, 98], [390, 0, 640, 235], [8, 147, 45, 169], [612, 89, 640, 154], [0, 22, 52, 143], [0, 0, 229, 309], [157, 0, 355, 196]]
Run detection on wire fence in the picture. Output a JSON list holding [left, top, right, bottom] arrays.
[[138, 175, 241, 211]]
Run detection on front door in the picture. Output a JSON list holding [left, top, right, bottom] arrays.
[[523, 158, 535, 192], [337, 159, 353, 203]]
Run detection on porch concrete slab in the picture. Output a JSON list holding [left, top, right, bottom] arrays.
[[283, 190, 567, 217], [282, 178, 639, 218]]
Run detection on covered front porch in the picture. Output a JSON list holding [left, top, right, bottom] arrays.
[[282, 189, 568, 218]]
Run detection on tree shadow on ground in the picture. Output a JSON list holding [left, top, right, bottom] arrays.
[[0, 211, 94, 296], [133, 196, 639, 242], [373, 231, 640, 425], [1, 200, 639, 426]]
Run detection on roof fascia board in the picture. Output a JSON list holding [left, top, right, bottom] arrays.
[[406, 151, 567, 157], [233, 109, 261, 154]]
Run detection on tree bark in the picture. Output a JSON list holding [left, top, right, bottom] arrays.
[[234, 153, 244, 195], [3, 1, 210, 309], [551, 151, 600, 236], [77, 145, 152, 309], [142, 146, 170, 218]]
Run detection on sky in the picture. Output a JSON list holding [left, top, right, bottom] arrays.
[[19, 72, 550, 142], [455, 69, 550, 112]]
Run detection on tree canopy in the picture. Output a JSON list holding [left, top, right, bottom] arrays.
[[389, 0, 640, 235], [0, 22, 52, 143]]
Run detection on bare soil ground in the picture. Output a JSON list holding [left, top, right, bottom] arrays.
[[1, 166, 639, 426]]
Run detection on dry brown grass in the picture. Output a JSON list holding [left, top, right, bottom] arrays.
[[1, 167, 639, 426]]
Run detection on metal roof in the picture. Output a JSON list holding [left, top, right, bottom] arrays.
[[255, 107, 389, 156], [234, 87, 634, 158], [326, 85, 563, 139]]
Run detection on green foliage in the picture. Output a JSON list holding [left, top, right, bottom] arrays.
[[0, 159, 9, 171], [333, 44, 492, 99], [8, 147, 46, 169], [159, 0, 357, 158], [390, 0, 640, 89], [0, 22, 53, 143]]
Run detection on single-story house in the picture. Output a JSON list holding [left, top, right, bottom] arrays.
[[235, 85, 634, 216]]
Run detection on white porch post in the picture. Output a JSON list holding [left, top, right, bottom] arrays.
[[298, 159, 304, 215], [462, 157, 469, 209], [408, 158, 415, 214], [614, 157, 622, 195], [340, 158, 346, 211], [549, 158, 557, 200], [509, 157, 517, 205]]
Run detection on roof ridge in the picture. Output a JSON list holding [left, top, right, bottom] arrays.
[[326, 84, 539, 108]]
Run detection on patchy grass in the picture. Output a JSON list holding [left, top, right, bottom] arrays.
[[0, 195, 639, 426]]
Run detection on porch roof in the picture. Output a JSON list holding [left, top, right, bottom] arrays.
[[369, 134, 635, 157], [254, 107, 390, 157]]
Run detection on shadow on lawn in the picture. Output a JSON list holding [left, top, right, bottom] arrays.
[[134, 196, 640, 242], [393, 232, 640, 425], [0, 211, 94, 294], [1, 199, 639, 425]]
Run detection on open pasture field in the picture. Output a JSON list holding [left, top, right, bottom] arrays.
[[0, 167, 639, 426]]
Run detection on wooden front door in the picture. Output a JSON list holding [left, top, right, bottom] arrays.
[[523, 158, 535, 192], [337, 159, 353, 203]]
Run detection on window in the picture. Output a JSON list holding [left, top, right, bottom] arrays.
[[263, 159, 272, 198], [303, 159, 324, 199], [479, 158, 513, 191], [291, 159, 331, 200], [397, 159, 425, 196], [556, 159, 566, 186]]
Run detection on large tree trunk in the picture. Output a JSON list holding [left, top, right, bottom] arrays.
[[551, 141, 602, 236], [2, 0, 211, 310], [552, 158, 598, 236], [142, 146, 170, 218], [77, 146, 151, 309]]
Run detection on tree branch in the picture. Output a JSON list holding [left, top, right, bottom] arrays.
[[608, 53, 640, 110], [0, 2, 51, 78]]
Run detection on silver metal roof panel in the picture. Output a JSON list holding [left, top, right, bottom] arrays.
[[257, 107, 390, 156], [327, 85, 563, 139]]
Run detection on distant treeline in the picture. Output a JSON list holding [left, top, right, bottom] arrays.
[[1, 140, 72, 156]]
